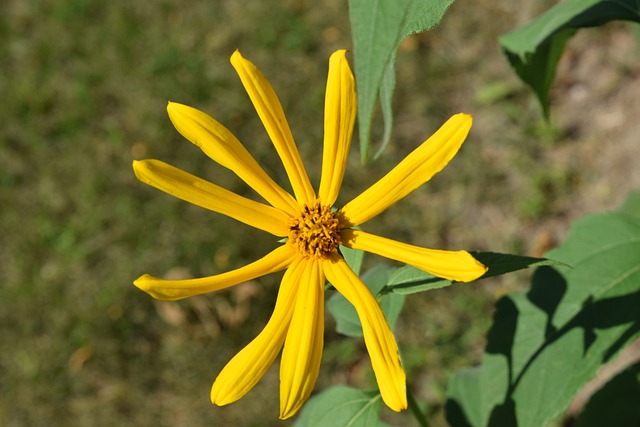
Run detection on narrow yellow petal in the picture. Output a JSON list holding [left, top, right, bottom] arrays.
[[279, 259, 325, 419], [133, 245, 295, 300], [318, 50, 356, 206], [340, 114, 473, 226], [166, 102, 298, 214], [342, 229, 487, 282], [322, 254, 407, 412], [211, 256, 306, 406], [133, 159, 290, 236], [230, 50, 316, 205]]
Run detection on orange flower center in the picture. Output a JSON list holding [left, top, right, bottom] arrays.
[[289, 202, 341, 259]]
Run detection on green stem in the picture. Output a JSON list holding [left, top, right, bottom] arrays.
[[407, 388, 430, 427]]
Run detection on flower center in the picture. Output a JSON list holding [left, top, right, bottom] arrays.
[[289, 202, 341, 259]]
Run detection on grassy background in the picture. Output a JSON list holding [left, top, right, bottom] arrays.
[[2, 0, 639, 426]]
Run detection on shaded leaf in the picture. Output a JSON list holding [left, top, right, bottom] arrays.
[[474, 251, 568, 280], [328, 264, 405, 337], [499, 0, 640, 116], [294, 386, 390, 427], [574, 360, 640, 427], [384, 252, 561, 295]]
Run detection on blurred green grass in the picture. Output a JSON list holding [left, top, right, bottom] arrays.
[[2, 0, 637, 426]]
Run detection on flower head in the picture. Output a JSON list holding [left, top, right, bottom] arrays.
[[133, 50, 487, 419]]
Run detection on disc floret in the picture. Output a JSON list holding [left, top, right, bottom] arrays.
[[289, 201, 342, 258]]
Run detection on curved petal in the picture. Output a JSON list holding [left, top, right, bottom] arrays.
[[322, 254, 407, 412], [318, 50, 356, 206], [279, 259, 325, 419], [133, 159, 290, 236], [211, 256, 306, 406], [134, 245, 296, 300], [230, 50, 315, 205], [340, 114, 473, 226], [342, 229, 487, 282], [166, 102, 299, 214]]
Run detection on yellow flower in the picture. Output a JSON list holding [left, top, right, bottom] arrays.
[[133, 50, 487, 419]]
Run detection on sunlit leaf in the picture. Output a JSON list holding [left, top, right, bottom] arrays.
[[499, 0, 640, 117], [294, 386, 390, 427], [446, 195, 640, 427], [341, 245, 365, 276], [374, 55, 396, 160], [348, 0, 410, 162], [349, 0, 456, 161], [618, 190, 640, 220], [401, 0, 456, 40]]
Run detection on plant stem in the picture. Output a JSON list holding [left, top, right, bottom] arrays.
[[407, 388, 430, 427]]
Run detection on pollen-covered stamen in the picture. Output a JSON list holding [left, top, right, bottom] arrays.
[[289, 202, 342, 258]]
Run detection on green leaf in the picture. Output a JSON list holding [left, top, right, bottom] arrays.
[[446, 208, 640, 427], [373, 54, 396, 160], [328, 264, 405, 337], [384, 265, 442, 294], [499, 0, 640, 117], [379, 276, 407, 335], [294, 386, 390, 427], [384, 252, 561, 295], [348, 0, 410, 162], [341, 245, 365, 276], [331, 251, 558, 336], [349, 0, 455, 161], [573, 360, 640, 427], [445, 360, 510, 427], [400, 0, 456, 40], [618, 190, 640, 220], [473, 251, 568, 277]]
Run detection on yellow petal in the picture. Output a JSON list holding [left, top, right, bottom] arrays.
[[230, 50, 315, 205], [279, 259, 325, 419], [340, 114, 473, 226], [134, 245, 295, 300], [342, 229, 487, 282], [166, 102, 298, 214], [322, 254, 407, 412], [211, 256, 306, 406], [318, 50, 356, 206], [133, 159, 290, 236]]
